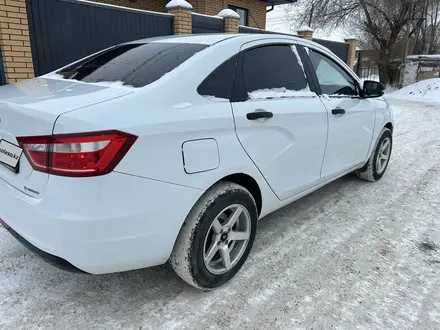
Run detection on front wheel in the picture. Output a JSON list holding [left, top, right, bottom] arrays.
[[170, 182, 258, 290], [357, 127, 393, 182]]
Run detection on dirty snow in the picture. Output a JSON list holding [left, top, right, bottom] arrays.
[[387, 78, 440, 103], [248, 87, 314, 99], [1, 98, 440, 329]]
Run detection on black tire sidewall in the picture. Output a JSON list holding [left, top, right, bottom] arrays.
[[189, 187, 258, 289], [372, 129, 393, 181]]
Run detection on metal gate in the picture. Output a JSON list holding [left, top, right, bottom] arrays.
[[192, 13, 224, 34], [238, 27, 350, 64], [26, 0, 174, 76], [313, 38, 349, 64]]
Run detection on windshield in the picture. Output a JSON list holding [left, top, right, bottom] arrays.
[[56, 42, 208, 88]]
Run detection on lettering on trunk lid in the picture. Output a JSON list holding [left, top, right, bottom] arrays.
[[24, 186, 40, 195]]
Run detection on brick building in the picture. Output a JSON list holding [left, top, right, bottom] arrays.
[[0, 0, 34, 83]]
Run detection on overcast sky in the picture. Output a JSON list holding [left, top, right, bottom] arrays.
[[266, 4, 348, 42]]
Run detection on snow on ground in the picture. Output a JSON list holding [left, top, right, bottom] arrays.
[[387, 78, 440, 103], [1, 99, 440, 329]]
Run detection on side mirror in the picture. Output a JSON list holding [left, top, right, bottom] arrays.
[[362, 80, 385, 98]]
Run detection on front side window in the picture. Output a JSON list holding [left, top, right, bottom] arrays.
[[307, 48, 358, 96], [242, 45, 308, 99], [228, 5, 248, 26], [56, 43, 208, 88]]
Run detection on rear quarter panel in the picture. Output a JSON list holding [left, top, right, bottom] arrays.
[[54, 92, 279, 217]]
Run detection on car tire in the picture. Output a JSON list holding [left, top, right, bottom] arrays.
[[357, 127, 393, 182], [170, 181, 258, 290]]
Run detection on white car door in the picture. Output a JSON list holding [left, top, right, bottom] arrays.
[[231, 40, 328, 201], [303, 46, 375, 181]]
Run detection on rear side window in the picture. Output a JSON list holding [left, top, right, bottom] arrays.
[[56, 43, 208, 88], [243, 45, 308, 96], [197, 54, 239, 100]]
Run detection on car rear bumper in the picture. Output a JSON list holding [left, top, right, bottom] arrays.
[[0, 172, 203, 274], [1, 221, 86, 273]]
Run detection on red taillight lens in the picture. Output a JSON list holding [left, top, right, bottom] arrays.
[[17, 130, 137, 177]]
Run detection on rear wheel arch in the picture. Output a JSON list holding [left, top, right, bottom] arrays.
[[218, 173, 262, 216], [384, 122, 393, 133]]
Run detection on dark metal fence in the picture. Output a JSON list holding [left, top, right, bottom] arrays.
[[312, 38, 349, 64], [192, 13, 224, 34], [238, 26, 350, 64], [26, 0, 174, 76], [359, 66, 380, 81], [239, 26, 289, 35]]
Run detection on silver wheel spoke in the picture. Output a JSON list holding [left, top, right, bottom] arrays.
[[381, 139, 390, 152], [376, 137, 391, 175], [225, 207, 242, 228], [219, 245, 232, 270], [205, 241, 219, 263], [230, 231, 250, 241], [211, 219, 222, 234]]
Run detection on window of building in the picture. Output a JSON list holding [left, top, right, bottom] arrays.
[[228, 5, 248, 26]]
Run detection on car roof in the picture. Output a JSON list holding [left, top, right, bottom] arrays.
[[121, 33, 346, 71], [124, 33, 305, 46]]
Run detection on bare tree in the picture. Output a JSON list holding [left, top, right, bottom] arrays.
[[413, 0, 440, 54], [288, 0, 429, 84]]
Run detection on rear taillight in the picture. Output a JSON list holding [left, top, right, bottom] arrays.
[[17, 130, 137, 177]]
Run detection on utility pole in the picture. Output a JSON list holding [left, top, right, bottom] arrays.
[[401, 0, 415, 87]]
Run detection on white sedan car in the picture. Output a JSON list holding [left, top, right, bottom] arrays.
[[0, 34, 393, 289]]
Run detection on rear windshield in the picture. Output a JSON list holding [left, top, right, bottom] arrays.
[[56, 42, 208, 88]]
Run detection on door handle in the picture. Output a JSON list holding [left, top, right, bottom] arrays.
[[246, 110, 274, 121], [332, 108, 346, 115]]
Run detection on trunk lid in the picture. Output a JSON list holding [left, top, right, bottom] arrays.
[[0, 78, 133, 196]]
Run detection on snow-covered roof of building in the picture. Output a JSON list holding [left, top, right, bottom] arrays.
[[407, 54, 440, 61]]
